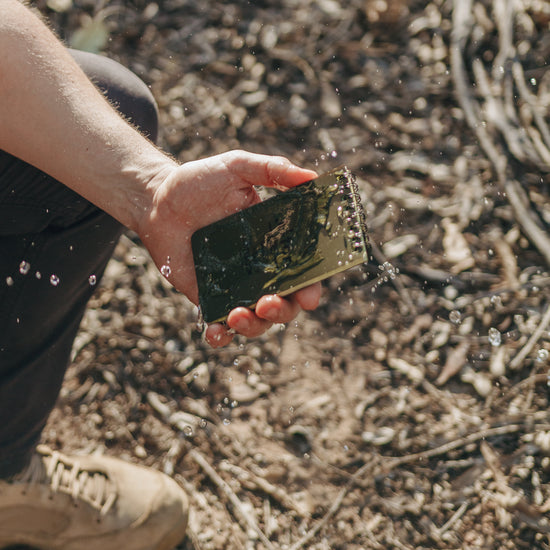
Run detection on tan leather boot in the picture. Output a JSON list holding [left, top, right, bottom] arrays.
[[0, 445, 188, 550]]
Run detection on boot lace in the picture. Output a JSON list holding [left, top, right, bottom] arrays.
[[12, 445, 117, 517]]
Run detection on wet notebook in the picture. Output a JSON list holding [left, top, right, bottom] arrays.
[[191, 166, 369, 323]]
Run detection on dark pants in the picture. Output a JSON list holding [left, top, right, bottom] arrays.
[[0, 50, 159, 477]]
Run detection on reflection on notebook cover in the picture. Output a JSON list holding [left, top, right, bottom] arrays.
[[191, 166, 370, 324]]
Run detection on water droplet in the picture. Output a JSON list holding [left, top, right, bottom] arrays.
[[380, 261, 398, 280], [488, 327, 501, 347], [19, 261, 30, 275], [6, 276, 14, 287], [223, 418, 231, 426], [50, 274, 60, 286], [537, 349, 549, 363], [196, 307, 205, 333], [160, 264, 171, 277], [330, 150, 338, 158], [88, 274, 97, 286], [35, 271, 42, 280], [182, 425, 193, 436], [449, 310, 461, 324]]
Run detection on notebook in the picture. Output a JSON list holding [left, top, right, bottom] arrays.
[[191, 166, 369, 323]]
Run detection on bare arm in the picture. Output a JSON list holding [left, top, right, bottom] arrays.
[[0, 0, 172, 230], [0, 0, 320, 346]]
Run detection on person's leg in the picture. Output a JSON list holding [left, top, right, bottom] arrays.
[[0, 50, 188, 550], [0, 49, 158, 477]]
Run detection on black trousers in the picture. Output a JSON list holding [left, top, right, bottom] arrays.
[[0, 50, 159, 477]]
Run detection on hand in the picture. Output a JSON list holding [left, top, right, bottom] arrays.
[[137, 150, 321, 346]]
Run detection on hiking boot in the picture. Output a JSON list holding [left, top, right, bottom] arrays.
[[0, 445, 188, 550]]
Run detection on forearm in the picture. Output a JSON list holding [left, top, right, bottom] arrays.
[[0, 0, 176, 230]]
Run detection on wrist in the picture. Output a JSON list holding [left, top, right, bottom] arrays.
[[115, 155, 178, 234]]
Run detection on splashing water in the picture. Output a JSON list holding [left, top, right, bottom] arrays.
[[449, 310, 461, 324], [196, 307, 205, 333], [19, 261, 30, 275], [182, 425, 193, 437], [88, 274, 97, 286], [365, 261, 401, 295], [381, 261, 399, 280], [160, 256, 171, 278], [50, 274, 60, 287], [488, 327, 501, 347]]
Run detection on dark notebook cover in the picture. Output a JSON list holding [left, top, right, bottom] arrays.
[[191, 166, 369, 323]]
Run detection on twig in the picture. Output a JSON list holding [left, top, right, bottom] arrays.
[[289, 415, 550, 549], [480, 440, 550, 534], [472, 58, 535, 166], [287, 458, 382, 550], [188, 449, 276, 550], [451, 0, 550, 268], [513, 60, 550, 159], [219, 461, 311, 517], [509, 301, 550, 370], [492, 0, 514, 84], [369, 240, 417, 315], [436, 501, 469, 537], [385, 423, 526, 468], [493, 373, 549, 408]]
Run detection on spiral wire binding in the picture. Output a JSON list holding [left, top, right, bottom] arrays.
[[339, 167, 369, 256]]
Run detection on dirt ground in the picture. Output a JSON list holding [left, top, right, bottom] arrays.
[[28, 0, 550, 548]]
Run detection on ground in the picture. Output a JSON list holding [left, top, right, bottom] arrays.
[[28, 0, 550, 548]]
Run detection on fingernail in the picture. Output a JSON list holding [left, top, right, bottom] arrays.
[[262, 308, 278, 321], [232, 317, 250, 332]]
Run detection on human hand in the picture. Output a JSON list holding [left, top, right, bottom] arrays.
[[137, 150, 321, 346]]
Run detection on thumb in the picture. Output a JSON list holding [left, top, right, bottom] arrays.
[[219, 150, 318, 190]]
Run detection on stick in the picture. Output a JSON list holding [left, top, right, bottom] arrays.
[[189, 449, 276, 550], [290, 416, 550, 549], [287, 459, 383, 550], [385, 423, 525, 468], [512, 60, 550, 158], [220, 461, 311, 517], [451, 0, 550, 268], [436, 501, 469, 537], [509, 301, 550, 370]]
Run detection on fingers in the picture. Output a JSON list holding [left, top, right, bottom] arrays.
[[254, 294, 301, 323], [205, 283, 323, 347], [205, 308, 273, 347], [254, 284, 322, 320], [227, 307, 274, 337], [204, 323, 234, 348], [293, 283, 322, 311], [219, 150, 318, 190]]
